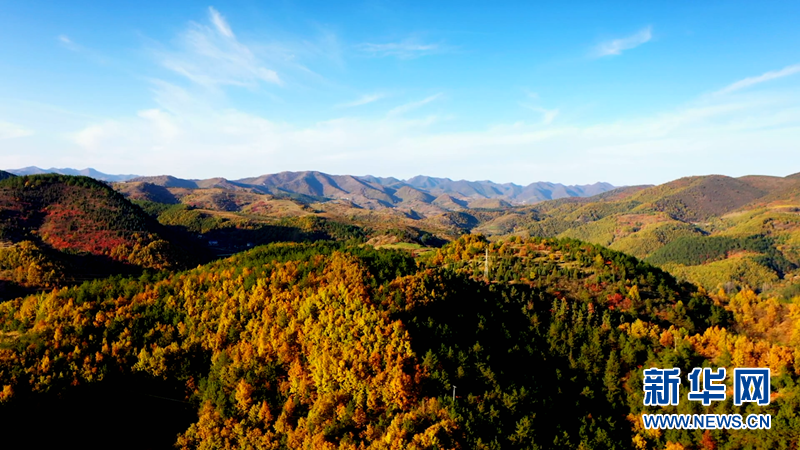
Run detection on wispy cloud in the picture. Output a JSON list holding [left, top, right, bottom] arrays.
[[56, 87, 800, 184], [72, 122, 118, 150], [522, 89, 539, 100], [156, 6, 281, 88], [336, 93, 386, 108], [356, 39, 443, 59], [11, 12, 799, 185], [593, 26, 652, 57], [208, 7, 234, 38], [23, 59, 792, 186], [137, 109, 181, 140], [0, 122, 33, 140], [57, 34, 80, 52], [518, 89, 558, 124], [387, 93, 443, 116], [716, 63, 800, 95], [55, 34, 117, 67], [519, 103, 559, 125]]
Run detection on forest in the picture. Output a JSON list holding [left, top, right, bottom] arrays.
[[2, 235, 799, 449], [0, 174, 799, 449]]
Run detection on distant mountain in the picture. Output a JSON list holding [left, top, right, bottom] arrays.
[[127, 175, 199, 188], [126, 171, 616, 208], [10, 168, 614, 206], [7, 166, 139, 182]]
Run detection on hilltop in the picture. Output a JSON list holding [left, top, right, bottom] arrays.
[[0, 174, 386, 298], [0, 174, 189, 297]]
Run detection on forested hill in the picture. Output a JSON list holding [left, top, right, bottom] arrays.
[[0, 175, 189, 297], [2, 236, 798, 449], [477, 173, 800, 298]]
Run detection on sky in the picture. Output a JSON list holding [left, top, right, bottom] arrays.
[[0, 1, 799, 186]]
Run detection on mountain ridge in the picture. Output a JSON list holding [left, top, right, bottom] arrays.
[[7, 166, 139, 182], [126, 170, 617, 207]]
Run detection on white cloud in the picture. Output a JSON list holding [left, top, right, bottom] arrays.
[[72, 122, 120, 150], [522, 89, 539, 100], [50, 82, 800, 185], [0, 122, 33, 140], [157, 7, 281, 88], [519, 104, 559, 125], [356, 39, 442, 59], [336, 93, 386, 108], [8, 17, 800, 185], [137, 109, 181, 140], [387, 93, 442, 116], [594, 26, 652, 57], [57, 34, 80, 52], [208, 7, 234, 38], [716, 63, 800, 95]]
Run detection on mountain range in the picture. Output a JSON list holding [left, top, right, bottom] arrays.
[[8, 166, 800, 298], [126, 171, 616, 208], [5, 167, 616, 207], [7, 166, 139, 182]]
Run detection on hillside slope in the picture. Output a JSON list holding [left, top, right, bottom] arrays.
[[0, 237, 797, 449], [477, 174, 800, 295], [0, 175, 187, 296]]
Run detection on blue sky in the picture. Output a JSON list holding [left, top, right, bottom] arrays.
[[1, 1, 799, 185]]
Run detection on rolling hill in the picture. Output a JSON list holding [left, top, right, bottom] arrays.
[[477, 173, 800, 296], [110, 172, 617, 254], [0, 174, 191, 297], [8, 167, 800, 298]]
